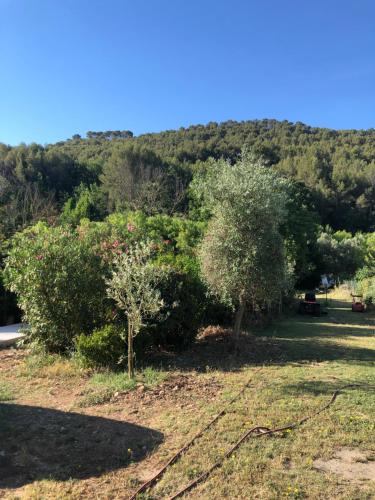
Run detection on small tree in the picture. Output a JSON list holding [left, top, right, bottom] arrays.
[[194, 150, 291, 342], [106, 241, 164, 378]]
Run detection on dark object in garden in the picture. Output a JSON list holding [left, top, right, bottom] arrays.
[[305, 292, 316, 302], [351, 294, 365, 312], [298, 291, 321, 316]]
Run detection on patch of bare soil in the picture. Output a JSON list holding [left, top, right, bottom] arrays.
[[112, 374, 222, 411], [314, 448, 375, 482], [148, 326, 283, 372], [197, 326, 282, 360], [0, 348, 25, 373]]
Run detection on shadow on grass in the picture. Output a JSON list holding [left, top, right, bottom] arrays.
[[144, 298, 374, 372], [0, 403, 163, 488], [281, 379, 369, 397], [260, 298, 374, 365], [268, 337, 374, 364]]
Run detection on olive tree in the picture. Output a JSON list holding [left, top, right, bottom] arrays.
[[106, 241, 164, 378], [194, 151, 292, 342]]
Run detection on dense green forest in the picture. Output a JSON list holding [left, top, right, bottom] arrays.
[[1, 119, 375, 239], [1, 120, 375, 339]]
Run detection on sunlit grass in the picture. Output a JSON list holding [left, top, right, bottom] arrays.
[[18, 351, 82, 379]]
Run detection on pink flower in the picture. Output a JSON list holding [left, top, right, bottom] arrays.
[[127, 223, 135, 232], [35, 254, 44, 260]]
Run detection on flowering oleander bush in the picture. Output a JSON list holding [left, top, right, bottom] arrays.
[[3, 222, 108, 352]]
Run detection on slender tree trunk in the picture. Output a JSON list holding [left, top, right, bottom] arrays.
[[233, 296, 246, 346], [128, 323, 134, 379]]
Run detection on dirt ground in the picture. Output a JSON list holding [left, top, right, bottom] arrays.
[[314, 448, 375, 481]]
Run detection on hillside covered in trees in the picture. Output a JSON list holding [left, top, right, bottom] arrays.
[[1, 119, 375, 240]]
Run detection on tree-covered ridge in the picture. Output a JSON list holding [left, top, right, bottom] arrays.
[[1, 119, 375, 239], [45, 120, 375, 165]]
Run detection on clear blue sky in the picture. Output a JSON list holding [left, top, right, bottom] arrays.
[[1, 0, 375, 145]]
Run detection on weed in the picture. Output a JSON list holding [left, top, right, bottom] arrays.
[[78, 367, 167, 407], [18, 351, 85, 380], [89, 372, 137, 391], [19, 352, 61, 378], [78, 388, 113, 407], [139, 366, 167, 386], [0, 381, 13, 401]]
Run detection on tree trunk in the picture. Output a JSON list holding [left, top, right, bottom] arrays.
[[233, 297, 246, 346], [128, 324, 134, 379]]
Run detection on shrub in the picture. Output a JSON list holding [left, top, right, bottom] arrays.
[[316, 229, 365, 279], [355, 267, 375, 305], [145, 253, 232, 348], [76, 211, 205, 262], [360, 278, 375, 306], [143, 267, 206, 348], [60, 184, 107, 226], [3, 223, 108, 352], [75, 324, 124, 368]]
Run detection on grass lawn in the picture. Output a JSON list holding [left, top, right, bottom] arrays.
[[0, 288, 374, 499]]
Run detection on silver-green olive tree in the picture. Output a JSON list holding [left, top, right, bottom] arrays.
[[193, 150, 292, 342], [106, 241, 164, 378]]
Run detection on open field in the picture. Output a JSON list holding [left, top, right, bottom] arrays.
[[0, 288, 374, 499]]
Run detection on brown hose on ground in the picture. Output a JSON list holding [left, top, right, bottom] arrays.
[[168, 384, 371, 500], [128, 368, 262, 500]]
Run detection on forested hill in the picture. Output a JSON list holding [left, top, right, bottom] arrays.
[[1, 119, 375, 238], [47, 119, 375, 162]]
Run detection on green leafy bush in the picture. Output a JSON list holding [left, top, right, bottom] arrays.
[[3, 223, 108, 352], [60, 183, 107, 226], [316, 229, 365, 279], [78, 214, 208, 352], [75, 324, 124, 368], [355, 267, 375, 305], [143, 267, 206, 348]]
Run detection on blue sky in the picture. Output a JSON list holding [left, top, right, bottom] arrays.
[[1, 0, 375, 145]]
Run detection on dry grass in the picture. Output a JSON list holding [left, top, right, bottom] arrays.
[[0, 288, 374, 499]]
